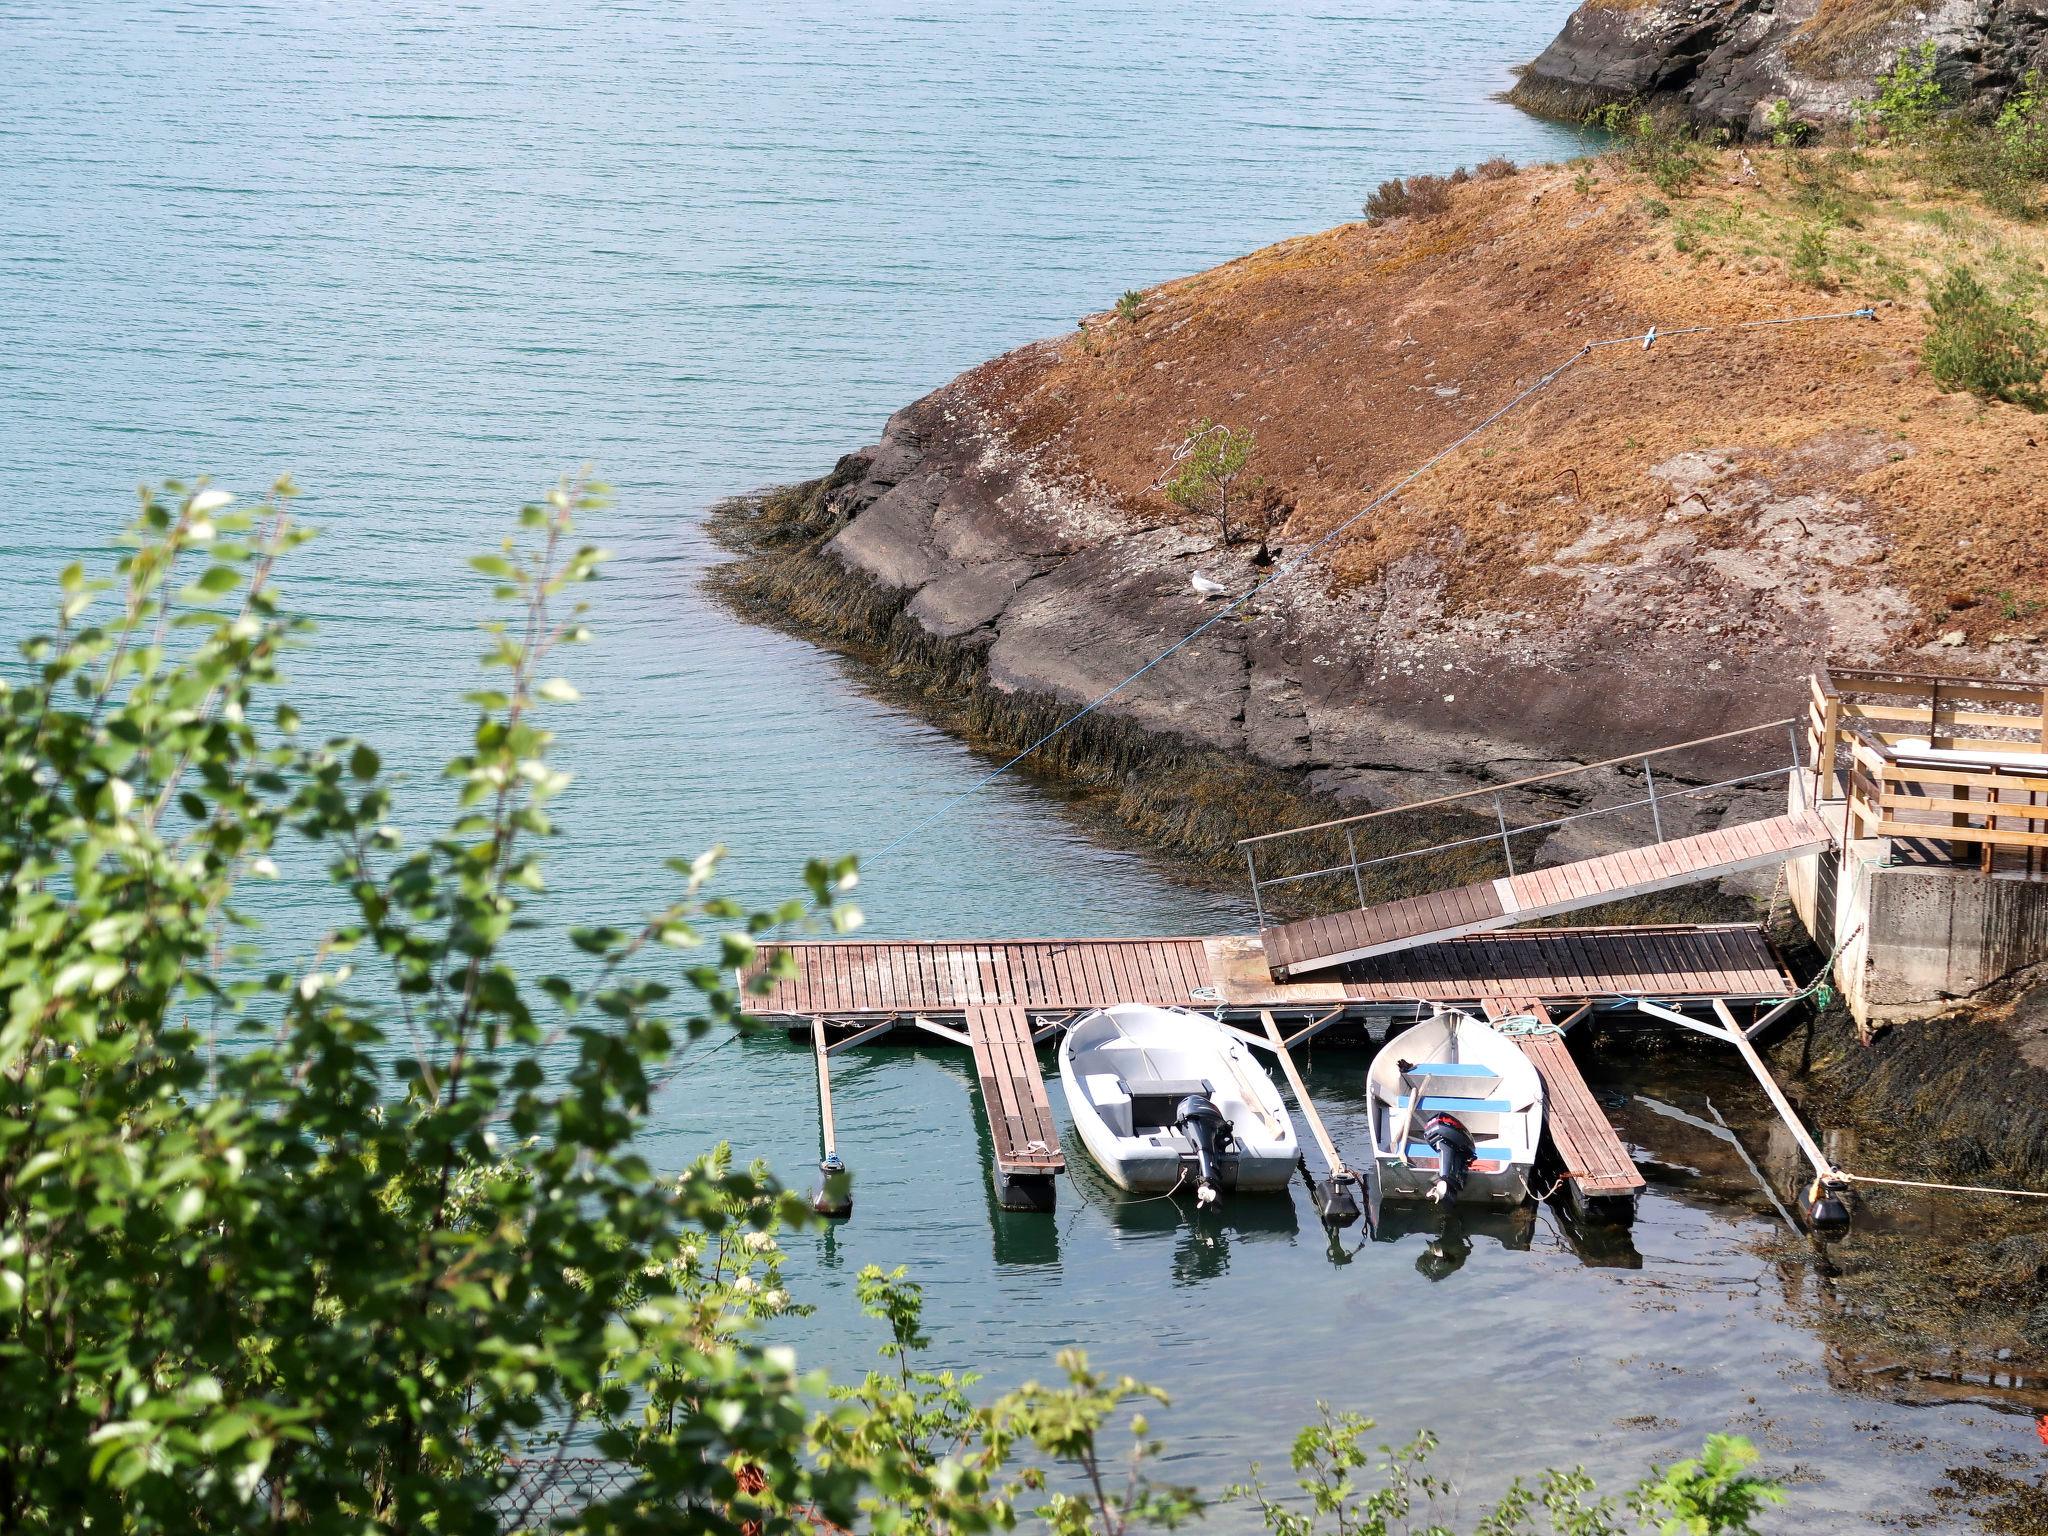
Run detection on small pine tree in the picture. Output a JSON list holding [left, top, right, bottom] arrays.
[[1163, 420, 1260, 548], [1923, 266, 2048, 410]]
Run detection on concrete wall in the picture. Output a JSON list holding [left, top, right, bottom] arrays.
[[1787, 783, 2048, 1024]]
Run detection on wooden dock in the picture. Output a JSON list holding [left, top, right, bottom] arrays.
[[751, 924, 1794, 1222], [745, 923, 1794, 1024], [1260, 810, 1836, 977], [1483, 999, 1645, 1219], [966, 1004, 1064, 1209]]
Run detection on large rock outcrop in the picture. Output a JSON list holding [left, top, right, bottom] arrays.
[[716, 155, 2048, 897], [1513, 0, 2048, 136]]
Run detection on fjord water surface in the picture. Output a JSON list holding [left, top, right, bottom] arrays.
[[0, 2, 2030, 1523]]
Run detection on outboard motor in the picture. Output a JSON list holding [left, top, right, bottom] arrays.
[[1421, 1111, 1477, 1205], [1174, 1091, 1233, 1206]]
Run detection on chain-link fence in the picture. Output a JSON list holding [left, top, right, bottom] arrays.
[[488, 1457, 643, 1527]]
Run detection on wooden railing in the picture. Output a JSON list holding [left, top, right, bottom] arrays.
[[1808, 662, 2048, 869]]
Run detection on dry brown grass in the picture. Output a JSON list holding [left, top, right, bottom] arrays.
[[977, 147, 2048, 649], [1785, 0, 1924, 73]]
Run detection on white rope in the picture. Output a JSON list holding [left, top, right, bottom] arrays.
[[1842, 1171, 2048, 1200], [867, 305, 1881, 863], [1490, 1012, 1564, 1037]]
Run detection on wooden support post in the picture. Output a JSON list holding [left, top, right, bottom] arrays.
[[1631, 996, 1735, 1043], [1741, 989, 1812, 1042], [1636, 996, 1849, 1227], [1713, 1000, 1850, 1228], [810, 1016, 852, 1218], [1817, 693, 1841, 801], [826, 1015, 904, 1055], [1260, 1010, 1367, 1230], [812, 1016, 837, 1160], [908, 1014, 973, 1048], [1554, 1000, 1595, 1032], [1261, 1010, 1342, 1177], [1712, 1001, 1832, 1178], [1285, 1006, 1349, 1050]]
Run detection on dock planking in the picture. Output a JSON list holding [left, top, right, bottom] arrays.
[[966, 1004, 1063, 1211], [1484, 998, 1645, 1220], [743, 925, 1794, 1022], [763, 930, 1792, 1224], [1261, 809, 1837, 977]]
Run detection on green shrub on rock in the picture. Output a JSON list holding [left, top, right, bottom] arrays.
[[1587, 101, 1709, 195], [1857, 42, 1946, 142], [1923, 265, 2048, 409], [1364, 173, 1454, 222]]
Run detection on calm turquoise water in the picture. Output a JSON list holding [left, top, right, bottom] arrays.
[[0, 2, 2033, 1524]]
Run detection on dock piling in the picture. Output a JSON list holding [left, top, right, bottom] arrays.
[[809, 1017, 853, 1218], [1258, 1010, 1364, 1230], [1633, 996, 1852, 1229]]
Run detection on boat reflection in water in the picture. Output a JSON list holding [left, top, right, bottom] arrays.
[[1099, 1178, 1303, 1285], [1360, 1198, 1642, 1277]]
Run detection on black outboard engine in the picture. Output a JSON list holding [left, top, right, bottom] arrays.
[[1174, 1091, 1233, 1206], [1421, 1111, 1477, 1205]]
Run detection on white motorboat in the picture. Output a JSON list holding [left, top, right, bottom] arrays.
[[1058, 1003, 1298, 1202], [1367, 1006, 1543, 1206]]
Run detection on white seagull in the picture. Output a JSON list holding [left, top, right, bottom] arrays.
[[1190, 572, 1232, 599]]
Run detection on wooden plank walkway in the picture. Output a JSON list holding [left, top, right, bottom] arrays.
[[966, 1004, 1064, 1212], [1484, 999, 1645, 1218], [1261, 809, 1836, 977], [750, 937, 1214, 1017], [743, 925, 1794, 1019]]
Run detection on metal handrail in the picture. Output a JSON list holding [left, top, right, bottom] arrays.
[[1249, 763, 1798, 894], [1236, 717, 1800, 848]]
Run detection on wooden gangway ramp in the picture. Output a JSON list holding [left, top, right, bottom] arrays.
[[965, 1004, 1063, 1210], [1484, 999, 1646, 1220], [1261, 809, 1836, 978]]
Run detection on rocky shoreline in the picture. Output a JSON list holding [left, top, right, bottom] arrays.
[[707, 452, 1763, 924], [704, 136, 2048, 1455], [708, 468, 2048, 1385], [1511, 0, 2048, 138]]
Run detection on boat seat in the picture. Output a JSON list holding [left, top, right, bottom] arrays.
[[1084, 1073, 1132, 1137], [1406, 1141, 1514, 1160], [1120, 1077, 1215, 1132], [1116, 1077, 1212, 1099], [1395, 1095, 1513, 1114], [1402, 1062, 1495, 1077]]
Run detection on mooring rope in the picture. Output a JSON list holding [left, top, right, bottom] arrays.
[[866, 305, 1880, 863], [1775, 923, 1864, 1015], [1490, 1012, 1565, 1037], [1841, 1171, 2048, 1201]]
